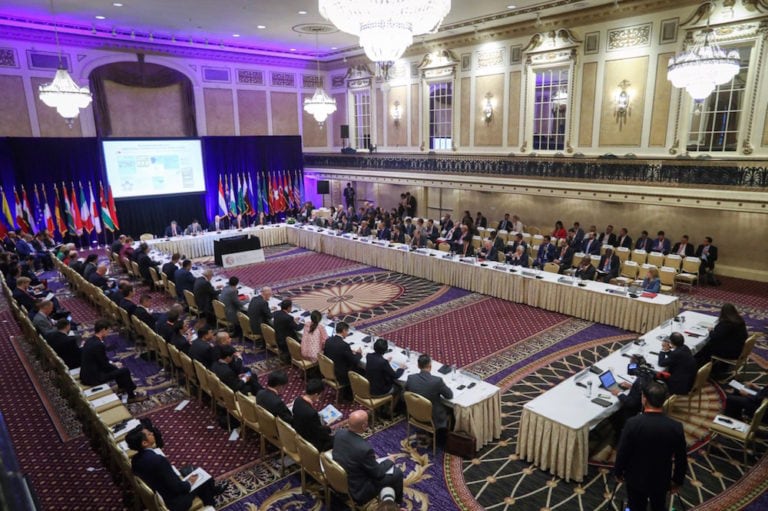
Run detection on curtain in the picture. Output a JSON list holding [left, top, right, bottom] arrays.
[[89, 56, 197, 137]]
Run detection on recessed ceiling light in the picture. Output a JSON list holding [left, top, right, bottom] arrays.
[[331, 46, 337, 50], [256, 25, 266, 29], [507, 4, 516, 8], [298, 10, 307, 15], [112, 2, 123, 6], [95, 15, 106, 20], [290, 48, 296, 51], [232, 33, 240, 37]]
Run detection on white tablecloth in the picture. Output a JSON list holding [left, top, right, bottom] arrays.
[[144, 225, 287, 258]]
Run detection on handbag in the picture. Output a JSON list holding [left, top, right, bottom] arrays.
[[445, 430, 475, 459]]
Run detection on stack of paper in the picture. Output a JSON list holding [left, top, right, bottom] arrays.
[[728, 380, 758, 396]]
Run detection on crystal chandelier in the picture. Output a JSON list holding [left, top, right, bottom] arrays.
[[667, 29, 740, 100], [38, 0, 92, 126], [319, 0, 451, 63], [303, 33, 336, 126]]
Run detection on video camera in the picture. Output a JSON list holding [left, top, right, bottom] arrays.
[[626, 355, 659, 381]]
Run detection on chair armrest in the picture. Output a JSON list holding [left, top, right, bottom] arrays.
[[710, 355, 738, 366]]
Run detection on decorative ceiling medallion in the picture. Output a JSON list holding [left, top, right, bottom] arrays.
[[292, 23, 339, 35]]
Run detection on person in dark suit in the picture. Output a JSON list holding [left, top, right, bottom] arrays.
[[333, 410, 403, 505], [651, 230, 671, 254], [506, 245, 529, 267], [724, 382, 768, 423], [377, 221, 391, 241], [44, 319, 82, 369], [323, 321, 362, 392], [156, 308, 181, 342], [127, 427, 218, 511], [532, 236, 557, 268], [474, 212, 487, 229], [597, 225, 617, 247], [658, 332, 697, 395], [256, 370, 293, 424], [247, 287, 273, 337], [32, 300, 57, 336], [366, 338, 406, 412], [161, 253, 181, 285], [596, 248, 621, 283], [635, 230, 653, 252], [135, 242, 160, 288], [616, 227, 633, 249], [573, 255, 596, 281], [440, 213, 454, 235], [168, 321, 191, 355], [292, 379, 334, 451], [164, 221, 182, 237], [134, 293, 158, 330], [110, 235, 126, 256], [695, 237, 718, 279], [614, 381, 687, 511], [695, 303, 748, 370], [82, 253, 99, 280], [80, 319, 145, 402], [210, 345, 260, 395], [506, 233, 527, 257], [11, 277, 37, 315], [358, 220, 372, 237], [497, 213, 513, 232], [174, 260, 196, 302], [409, 228, 427, 249], [273, 299, 303, 360], [219, 276, 246, 336], [189, 326, 215, 368], [405, 355, 454, 440], [193, 270, 219, 325], [118, 285, 138, 317], [425, 219, 440, 243], [671, 234, 695, 257], [553, 243, 575, 273], [208, 214, 230, 232], [87, 264, 114, 290]]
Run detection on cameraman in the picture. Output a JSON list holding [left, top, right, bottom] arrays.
[[609, 355, 655, 438]]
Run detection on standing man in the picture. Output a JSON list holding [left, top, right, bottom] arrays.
[[193, 269, 219, 325], [343, 182, 356, 211], [247, 286, 273, 338], [273, 299, 303, 362], [219, 276, 246, 337], [614, 381, 687, 511], [333, 410, 404, 506]]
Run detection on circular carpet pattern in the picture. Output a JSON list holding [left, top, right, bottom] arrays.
[[290, 281, 403, 317], [447, 336, 768, 511]]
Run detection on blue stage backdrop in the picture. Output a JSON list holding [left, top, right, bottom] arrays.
[[0, 136, 303, 243]]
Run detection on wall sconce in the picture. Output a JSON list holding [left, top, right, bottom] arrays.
[[391, 100, 402, 125], [483, 92, 494, 123], [614, 79, 631, 124]]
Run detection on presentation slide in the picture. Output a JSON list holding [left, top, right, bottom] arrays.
[[102, 139, 206, 199]]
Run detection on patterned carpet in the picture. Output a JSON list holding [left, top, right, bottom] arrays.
[[2, 246, 767, 510]]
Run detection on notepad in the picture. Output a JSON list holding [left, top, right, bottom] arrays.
[[713, 414, 748, 432], [728, 380, 757, 396], [184, 467, 212, 491], [319, 404, 342, 425]]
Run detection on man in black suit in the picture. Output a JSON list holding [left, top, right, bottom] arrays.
[[614, 381, 687, 511], [247, 286, 273, 339], [127, 427, 218, 511], [134, 293, 158, 330], [581, 231, 601, 255], [596, 248, 621, 283], [366, 338, 406, 412], [616, 227, 633, 249], [658, 332, 697, 395], [598, 225, 617, 247], [405, 354, 453, 442], [273, 299, 303, 361], [164, 220, 182, 238], [156, 308, 181, 342], [323, 321, 362, 394], [87, 264, 114, 290], [193, 269, 219, 325], [635, 230, 653, 252], [256, 370, 293, 423], [672, 234, 695, 257], [292, 379, 334, 451], [724, 382, 768, 423], [136, 242, 160, 289], [118, 285, 138, 317], [474, 211, 487, 229], [440, 213, 454, 235], [553, 242, 575, 274], [80, 319, 145, 402], [44, 319, 81, 369], [376, 221, 391, 241], [110, 234, 126, 256], [210, 345, 260, 395], [11, 277, 37, 315], [333, 410, 403, 506], [208, 214, 230, 232], [161, 253, 181, 285], [695, 237, 718, 280], [497, 213, 513, 232], [174, 260, 196, 302], [189, 326, 215, 368]]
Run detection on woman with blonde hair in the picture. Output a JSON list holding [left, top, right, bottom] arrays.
[[642, 267, 661, 293]]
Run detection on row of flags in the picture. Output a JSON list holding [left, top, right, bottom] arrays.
[[0, 182, 119, 240], [217, 170, 303, 217]]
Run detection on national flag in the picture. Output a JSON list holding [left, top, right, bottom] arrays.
[[237, 174, 246, 215], [99, 182, 116, 232], [89, 182, 101, 234], [70, 184, 83, 235], [21, 187, 35, 234], [228, 174, 237, 215], [246, 173, 255, 216], [268, 174, 276, 212], [292, 170, 302, 206], [260, 172, 269, 214], [281, 172, 291, 210], [54, 184, 67, 236], [107, 184, 119, 230], [62, 183, 76, 235], [14, 188, 30, 233], [32, 185, 45, 233], [1, 187, 16, 231], [217, 176, 227, 216], [42, 186, 55, 235], [78, 183, 93, 233]]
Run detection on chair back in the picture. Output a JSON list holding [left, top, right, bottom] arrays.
[[236, 392, 261, 432], [437, 242, 450, 252], [664, 254, 683, 270], [183, 289, 198, 310], [620, 260, 639, 279], [255, 403, 280, 444], [532, 234, 544, 246], [589, 254, 601, 268], [543, 262, 560, 274], [681, 257, 701, 274], [149, 267, 160, 285], [615, 246, 630, 262], [179, 353, 198, 386], [659, 266, 677, 288], [262, 324, 280, 353], [348, 371, 371, 399], [296, 435, 325, 482], [691, 362, 713, 394], [404, 391, 435, 430], [217, 380, 239, 416], [747, 399, 768, 442], [134, 477, 160, 511], [647, 252, 665, 267], [167, 280, 177, 299], [159, 271, 169, 290], [167, 343, 183, 369], [636, 263, 655, 282], [287, 337, 304, 364], [238, 312, 256, 339], [276, 417, 300, 458], [318, 353, 338, 384], [140, 233, 154, 241], [193, 359, 212, 396], [321, 451, 350, 495], [213, 299, 228, 322], [130, 260, 141, 278], [631, 249, 648, 264]]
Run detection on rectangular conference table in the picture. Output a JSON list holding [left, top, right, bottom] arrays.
[[286, 226, 680, 333], [516, 310, 715, 482], [144, 224, 287, 259], [148, 252, 501, 450]]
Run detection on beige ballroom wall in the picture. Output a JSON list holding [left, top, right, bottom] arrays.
[[331, 91, 347, 147], [301, 93, 327, 147], [203, 88, 234, 136], [460, 77, 471, 147], [508, 71, 521, 147], [105, 81, 186, 137], [269, 92, 298, 135], [649, 53, 674, 147], [579, 62, 597, 148], [599, 57, 648, 146], [237, 90, 268, 136], [0, 75, 32, 136], [387, 85, 408, 148], [410, 84, 419, 148], [474, 74, 504, 146], [31, 76, 83, 137]]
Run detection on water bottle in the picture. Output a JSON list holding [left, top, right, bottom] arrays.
[[405, 347, 411, 360], [586, 380, 593, 398]]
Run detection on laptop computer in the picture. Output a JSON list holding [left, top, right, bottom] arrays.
[[598, 370, 621, 392]]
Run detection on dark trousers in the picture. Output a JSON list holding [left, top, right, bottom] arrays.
[[193, 478, 217, 506], [725, 394, 763, 421], [627, 486, 667, 511], [355, 466, 404, 505], [106, 367, 137, 396]]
